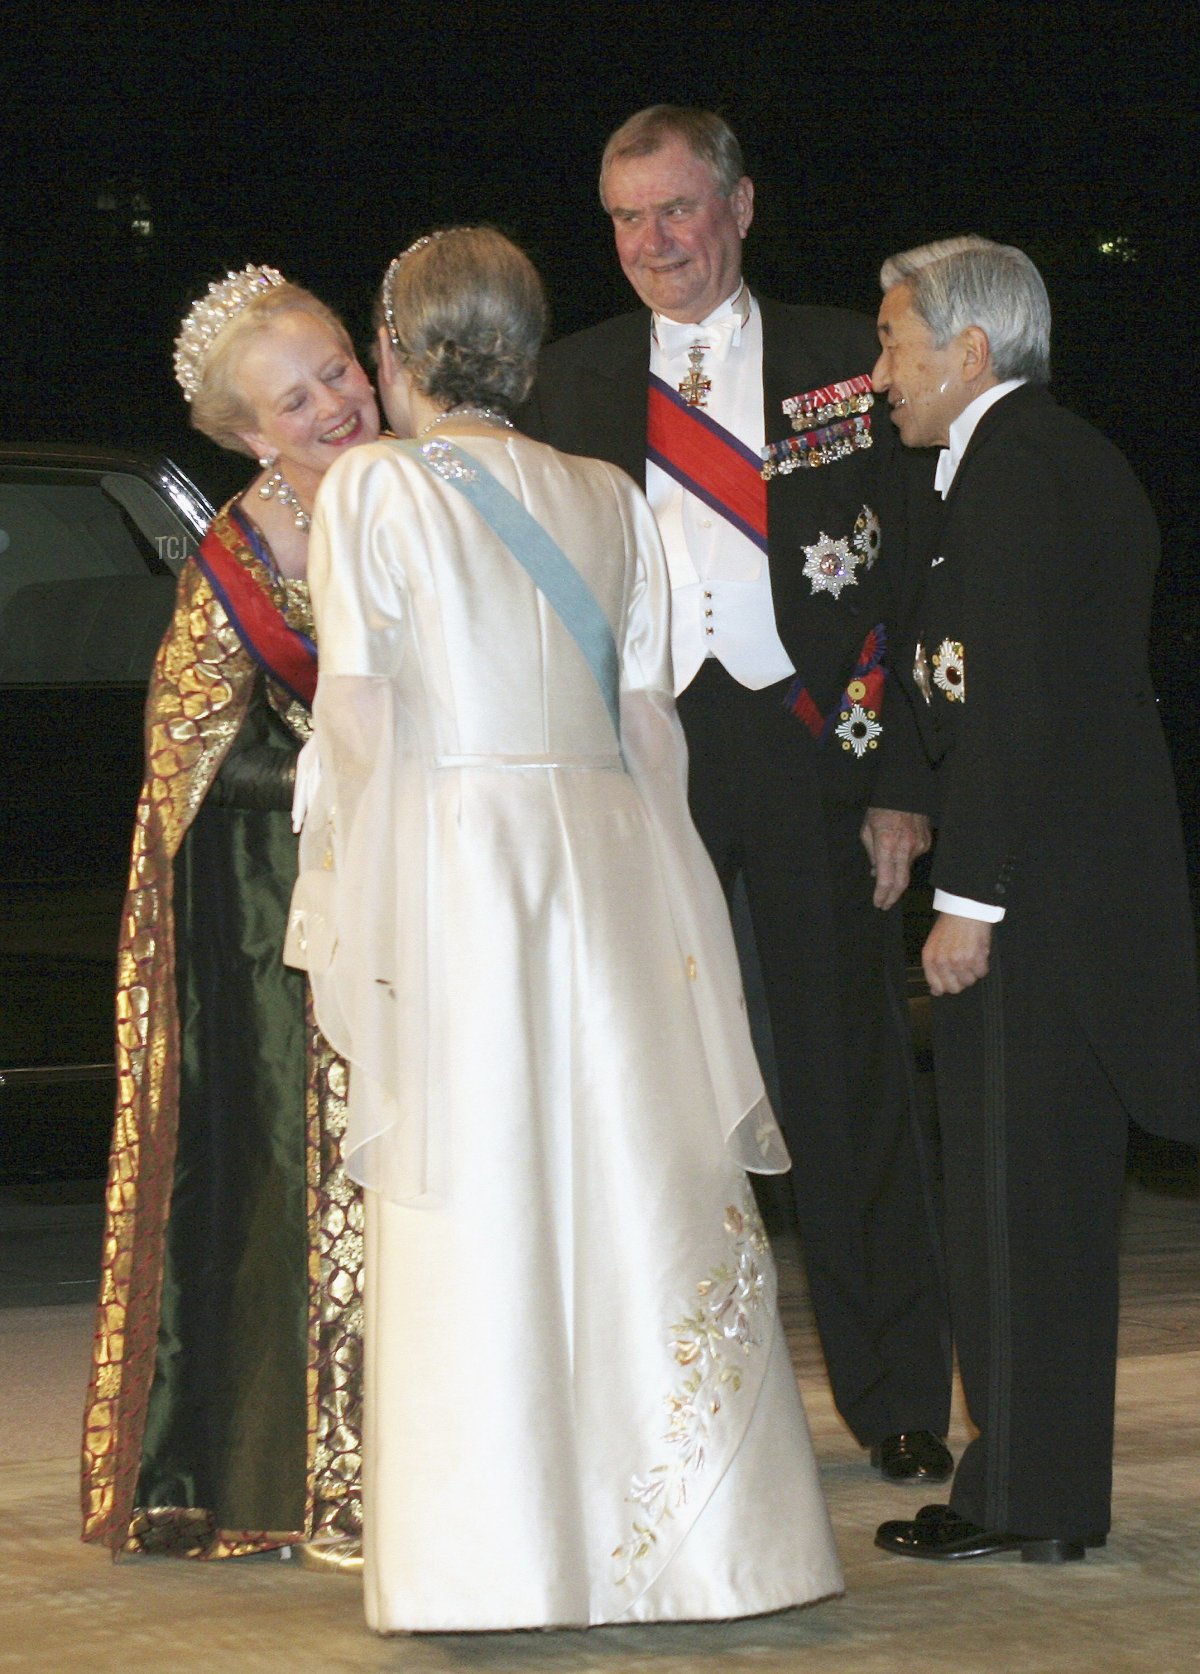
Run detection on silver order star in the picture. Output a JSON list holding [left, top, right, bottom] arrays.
[[932, 638, 966, 702], [834, 704, 882, 757], [802, 533, 859, 599]]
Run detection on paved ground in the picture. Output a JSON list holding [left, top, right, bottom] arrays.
[[1, 1153, 1196, 1673]]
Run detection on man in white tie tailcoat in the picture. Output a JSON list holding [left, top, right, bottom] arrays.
[[871, 236, 1200, 1561], [521, 106, 953, 1484]]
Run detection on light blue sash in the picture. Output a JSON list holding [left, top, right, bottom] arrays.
[[407, 438, 621, 737]]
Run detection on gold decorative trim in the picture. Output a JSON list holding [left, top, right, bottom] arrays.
[[82, 503, 360, 1557]]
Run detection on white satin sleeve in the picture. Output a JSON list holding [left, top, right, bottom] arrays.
[[290, 447, 435, 1203], [305, 447, 408, 679], [614, 481, 790, 1175]]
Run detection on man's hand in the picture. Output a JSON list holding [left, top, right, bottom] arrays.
[[922, 912, 992, 996], [861, 807, 932, 910]]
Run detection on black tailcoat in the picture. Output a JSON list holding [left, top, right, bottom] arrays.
[[521, 299, 953, 1445], [524, 301, 933, 805], [897, 381, 1200, 1537]]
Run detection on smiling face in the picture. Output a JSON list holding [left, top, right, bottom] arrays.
[[234, 308, 380, 494], [604, 135, 753, 324], [872, 284, 979, 450]]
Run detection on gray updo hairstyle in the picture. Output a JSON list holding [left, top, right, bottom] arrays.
[[377, 226, 547, 416]]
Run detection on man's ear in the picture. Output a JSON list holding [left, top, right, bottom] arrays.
[[960, 323, 992, 382], [732, 176, 754, 240]]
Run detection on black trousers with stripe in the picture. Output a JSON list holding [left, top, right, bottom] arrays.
[[678, 658, 952, 1445], [934, 935, 1130, 1539]]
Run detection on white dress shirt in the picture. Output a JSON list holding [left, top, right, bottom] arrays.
[[933, 379, 1025, 500], [930, 379, 1025, 924], [647, 287, 795, 696]]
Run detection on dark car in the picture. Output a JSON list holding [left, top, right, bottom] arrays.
[[0, 444, 215, 1183], [0, 443, 940, 1192]]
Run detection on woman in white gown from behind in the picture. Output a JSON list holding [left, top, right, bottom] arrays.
[[288, 227, 842, 1634]]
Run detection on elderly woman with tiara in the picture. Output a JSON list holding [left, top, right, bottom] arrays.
[[289, 227, 842, 1632], [81, 266, 379, 1567]]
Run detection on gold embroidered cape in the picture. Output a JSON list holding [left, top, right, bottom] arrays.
[[81, 502, 363, 1557]]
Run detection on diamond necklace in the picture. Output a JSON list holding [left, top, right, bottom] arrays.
[[258, 467, 310, 532], [418, 403, 514, 437]]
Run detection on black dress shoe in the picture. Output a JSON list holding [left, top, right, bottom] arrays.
[[875, 1503, 1099, 1563], [869, 1430, 954, 1484]]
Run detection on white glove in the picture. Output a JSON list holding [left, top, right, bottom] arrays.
[[291, 736, 322, 833]]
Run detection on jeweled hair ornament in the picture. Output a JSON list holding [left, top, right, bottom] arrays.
[[381, 229, 472, 350], [173, 264, 288, 400]]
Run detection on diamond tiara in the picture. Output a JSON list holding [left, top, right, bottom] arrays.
[[173, 264, 288, 401], [381, 229, 476, 349]]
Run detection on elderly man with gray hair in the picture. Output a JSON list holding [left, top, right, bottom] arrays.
[[522, 105, 955, 1493], [871, 235, 1200, 1562]]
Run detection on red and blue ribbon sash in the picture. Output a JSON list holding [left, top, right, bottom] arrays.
[[647, 373, 768, 553], [786, 623, 887, 742], [196, 510, 318, 708]]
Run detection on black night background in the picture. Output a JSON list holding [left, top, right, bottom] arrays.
[[3, 7, 1200, 1628], [2, 0, 1198, 805]]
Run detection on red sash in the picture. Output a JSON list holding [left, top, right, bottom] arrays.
[[786, 624, 887, 742], [196, 512, 318, 707], [647, 374, 768, 552]]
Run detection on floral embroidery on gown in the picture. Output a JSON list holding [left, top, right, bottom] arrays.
[[292, 434, 842, 1631]]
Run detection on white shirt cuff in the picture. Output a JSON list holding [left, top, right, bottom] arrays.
[[933, 888, 1006, 924]]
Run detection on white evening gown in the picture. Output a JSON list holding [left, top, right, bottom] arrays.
[[292, 433, 842, 1632]]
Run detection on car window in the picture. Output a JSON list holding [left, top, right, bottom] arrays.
[[0, 471, 186, 684]]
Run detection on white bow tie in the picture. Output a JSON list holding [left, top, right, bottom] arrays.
[[656, 308, 744, 365]]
